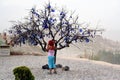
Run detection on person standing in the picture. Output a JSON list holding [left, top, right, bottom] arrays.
[[47, 40, 57, 74]]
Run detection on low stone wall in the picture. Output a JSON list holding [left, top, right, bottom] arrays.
[[0, 45, 10, 55]]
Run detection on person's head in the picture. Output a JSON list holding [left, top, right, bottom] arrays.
[[48, 40, 55, 46]]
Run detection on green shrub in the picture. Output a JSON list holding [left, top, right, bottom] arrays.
[[13, 66, 35, 80]]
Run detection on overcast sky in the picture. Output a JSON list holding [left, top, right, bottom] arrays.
[[0, 0, 120, 41]]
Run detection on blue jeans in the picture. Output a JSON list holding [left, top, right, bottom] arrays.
[[48, 56, 56, 69]]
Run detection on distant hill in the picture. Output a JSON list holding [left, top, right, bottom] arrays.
[[58, 35, 120, 58]]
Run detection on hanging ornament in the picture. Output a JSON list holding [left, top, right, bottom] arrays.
[[39, 35, 42, 39], [47, 4, 51, 9], [85, 38, 89, 43], [70, 16, 72, 18], [35, 12, 40, 17], [75, 40, 77, 43], [49, 18, 53, 23], [65, 22, 69, 25], [51, 9, 55, 12], [31, 8, 35, 12], [82, 33, 84, 35], [17, 30, 21, 34], [88, 31, 90, 34], [79, 29, 83, 32], [23, 40, 25, 44], [60, 12, 63, 15], [44, 25, 48, 28], [33, 41, 38, 46], [30, 39, 34, 45], [42, 20, 48, 28]]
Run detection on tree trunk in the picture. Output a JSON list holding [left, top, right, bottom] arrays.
[[54, 49, 57, 64], [54, 42, 57, 64]]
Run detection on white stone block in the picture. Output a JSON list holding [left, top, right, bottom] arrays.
[[0, 46, 10, 55]]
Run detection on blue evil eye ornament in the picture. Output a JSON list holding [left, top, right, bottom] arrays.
[[51, 9, 55, 12], [65, 22, 69, 25], [31, 8, 35, 12], [49, 18, 53, 23], [20, 37, 25, 44], [85, 38, 89, 43], [88, 31, 90, 34], [75, 40, 77, 42], [35, 12, 40, 17], [70, 16, 72, 18], [44, 24, 48, 28], [60, 12, 65, 18], [82, 33, 84, 35], [17, 30, 22, 34], [42, 20, 48, 28], [79, 29, 83, 32], [23, 40, 25, 44], [60, 12, 62, 15], [33, 41, 38, 46], [60, 12, 64, 15], [47, 4, 51, 9]]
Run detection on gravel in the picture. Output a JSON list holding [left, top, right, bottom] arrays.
[[0, 55, 120, 80]]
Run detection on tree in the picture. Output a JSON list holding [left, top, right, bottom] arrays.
[[8, 3, 103, 63]]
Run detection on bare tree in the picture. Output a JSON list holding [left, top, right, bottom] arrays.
[[8, 3, 104, 63]]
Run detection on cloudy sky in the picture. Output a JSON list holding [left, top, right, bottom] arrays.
[[0, 0, 120, 41]]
